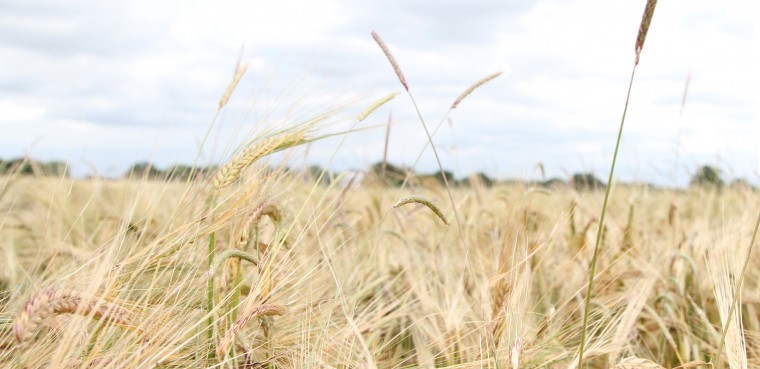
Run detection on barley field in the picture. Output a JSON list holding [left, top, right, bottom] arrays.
[[1, 167, 758, 368], [1, 2, 759, 368]]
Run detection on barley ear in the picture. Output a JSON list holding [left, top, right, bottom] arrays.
[[357, 92, 399, 122], [635, 0, 658, 65], [393, 195, 449, 225], [451, 72, 502, 109], [217, 303, 286, 355], [214, 132, 306, 192], [371, 31, 409, 91], [13, 288, 137, 347], [219, 63, 249, 110], [209, 249, 258, 277]]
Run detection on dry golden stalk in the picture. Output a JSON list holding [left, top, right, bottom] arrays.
[[393, 195, 449, 225], [371, 31, 409, 91], [712, 254, 748, 369], [635, 0, 658, 65], [451, 72, 502, 109], [219, 63, 249, 110], [510, 338, 523, 369], [214, 132, 305, 192], [217, 303, 286, 355], [13, 288, 137, 346], [357, 92, 399, 122], [614, 357, 665, 369]]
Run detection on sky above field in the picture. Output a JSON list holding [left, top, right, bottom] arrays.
[[0, 0, 757, 186]]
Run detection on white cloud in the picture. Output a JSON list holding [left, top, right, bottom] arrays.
[[0, 0, 756, 185]]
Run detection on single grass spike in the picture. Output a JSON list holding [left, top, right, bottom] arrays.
[[357, 92, 399, 122], [635, 0, 658, 65], [371, 31, 409, 91], [451, 72, 503, 109], [393, 195, 449, 225], [13, 288, 137, 346]]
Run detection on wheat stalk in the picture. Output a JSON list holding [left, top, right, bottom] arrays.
[[451, 72, 502, 109], [13, 288, 137, 347], [371, 31, 409, 91], [217, 303, 286, 355], [214, 132, 305, 192], [393, 196, 449, 225]]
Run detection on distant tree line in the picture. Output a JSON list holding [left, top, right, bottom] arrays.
[[2, 158, 754, 191], [0, 157, 68, 176]]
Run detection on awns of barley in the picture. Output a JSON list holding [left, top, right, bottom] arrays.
[[13, 288, 137, 346], [214, 132, 305, 191], [371, 31, 409, 91], [635, 0, 657, 65], [219, 63, 249, 110], [451, 72, 502, 109], [357, 92, 399, 122], [217, 303, 286, 355], [613, 357, 664, 369], [393, 196, 449, 225]]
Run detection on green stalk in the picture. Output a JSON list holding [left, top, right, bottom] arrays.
[[577, 64, 637, 368]]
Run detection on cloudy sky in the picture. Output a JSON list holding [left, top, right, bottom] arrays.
[[1, 0, 757, 186]]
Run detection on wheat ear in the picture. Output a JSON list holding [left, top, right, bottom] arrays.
[[214, 132, 305, 192], [13, 288, 137, 346]]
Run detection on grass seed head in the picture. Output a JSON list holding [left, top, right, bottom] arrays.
[[371, 31, 409, 91], [451, 72, 502, 109], [635, 0, 658, 65]]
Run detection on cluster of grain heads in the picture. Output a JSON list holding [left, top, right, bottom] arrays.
[[13, 288, 137, 347], [392, 196, 449, 225], [213, 131, 306, 193], [217, 303, 286, 356]]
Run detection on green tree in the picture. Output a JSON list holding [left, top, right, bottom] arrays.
[[571, 173, 605, 191], [689, 165, 724, 188]]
